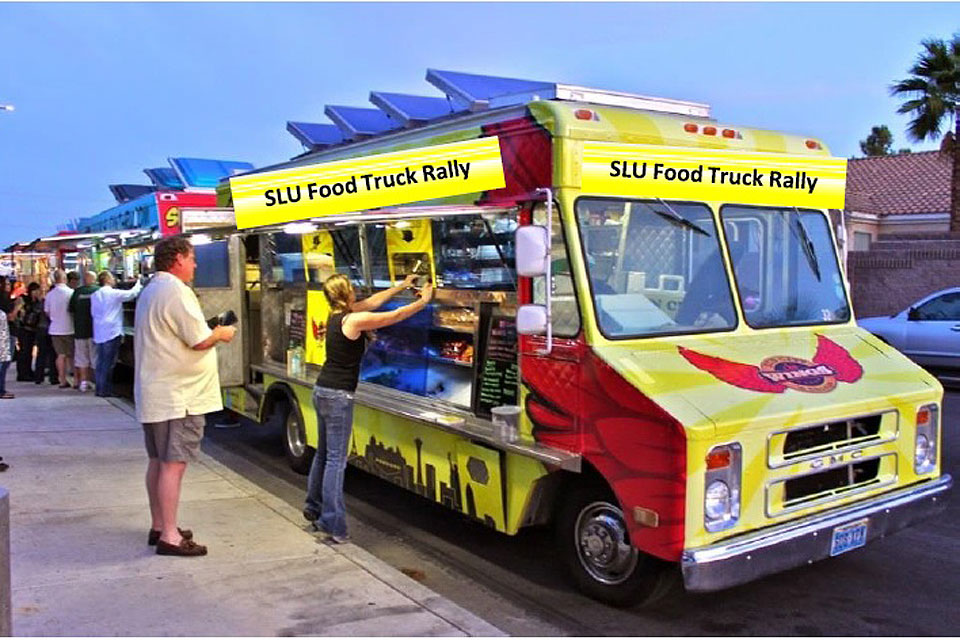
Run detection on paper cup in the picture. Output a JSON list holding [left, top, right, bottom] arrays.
[[491, 405, 521, 441]]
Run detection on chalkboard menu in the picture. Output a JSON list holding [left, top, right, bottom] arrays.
[[289, 309, 306, 346], [473, 304, 519, 418]]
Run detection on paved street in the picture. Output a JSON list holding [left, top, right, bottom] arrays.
[[204, 388, 960, 636]]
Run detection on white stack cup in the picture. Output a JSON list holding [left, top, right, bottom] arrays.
[[491, 405, 521, 442]]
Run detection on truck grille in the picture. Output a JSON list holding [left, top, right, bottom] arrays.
[[783, 458, 881, 505], [766, 452, 898, 516], [768, 411, 897, 470], [782, 415, 882, 459]]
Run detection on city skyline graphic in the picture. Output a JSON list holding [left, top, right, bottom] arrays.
[[348, 432, 498, 529]]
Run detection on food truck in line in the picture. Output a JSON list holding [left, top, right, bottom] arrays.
[[193, 70, 950, 605]]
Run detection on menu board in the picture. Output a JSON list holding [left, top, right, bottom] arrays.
[[289, 309, 306, 346], [473, 305, 519, 418]]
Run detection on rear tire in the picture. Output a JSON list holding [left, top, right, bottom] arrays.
[[279, 399, 313, 474], [555, 486, 678, 607]]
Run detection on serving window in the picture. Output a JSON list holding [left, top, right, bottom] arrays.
[[260, 211, 522, 417], [356, 212, 518, 412]]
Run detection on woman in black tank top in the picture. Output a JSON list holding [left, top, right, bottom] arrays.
[[304, 273, 433, 542]]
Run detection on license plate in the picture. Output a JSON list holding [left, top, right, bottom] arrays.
[[830, 519, 869, 556]]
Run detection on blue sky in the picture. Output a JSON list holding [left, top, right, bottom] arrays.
[[0, 2, 955, 250]]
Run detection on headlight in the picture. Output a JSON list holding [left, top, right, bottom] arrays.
[[914, 434, 931, 469], [704, 443, 741, 532], [704, 480, 731, 520], [914, 404, 939, 474]]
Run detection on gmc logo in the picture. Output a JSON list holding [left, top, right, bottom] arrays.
[[810, 450, 863, 470]]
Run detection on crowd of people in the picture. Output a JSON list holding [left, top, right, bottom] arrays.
[[0, 269, 143, 400]]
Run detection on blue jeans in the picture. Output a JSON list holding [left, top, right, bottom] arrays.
[[1, 334, 12, 394], [0, 360, 10, 395], [95, 336, 122, 397], [304, 386, 355, 538]]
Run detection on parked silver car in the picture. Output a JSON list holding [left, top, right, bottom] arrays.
[[859, 287, 960, 380]]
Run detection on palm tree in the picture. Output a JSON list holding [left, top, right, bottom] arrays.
[[891, 34, 960, 232]]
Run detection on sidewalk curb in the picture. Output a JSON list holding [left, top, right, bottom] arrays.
[[108, 398, 506, 637]]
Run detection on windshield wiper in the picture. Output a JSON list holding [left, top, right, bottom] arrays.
[[790, 209, 821, 282], [649, 199, 710, 237]]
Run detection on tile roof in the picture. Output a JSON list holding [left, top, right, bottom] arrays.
[[846, 150, 952, 216]]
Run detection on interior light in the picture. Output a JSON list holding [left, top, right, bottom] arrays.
[[190, 234, 212, 246]]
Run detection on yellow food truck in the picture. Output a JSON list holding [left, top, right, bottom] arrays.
[[197, 70, 950, 606]]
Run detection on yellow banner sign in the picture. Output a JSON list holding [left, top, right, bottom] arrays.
[[230, 137, 506, 229], [581, 142, 846, 209]]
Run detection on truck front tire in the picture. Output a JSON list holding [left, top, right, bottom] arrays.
[[556, 486, 677, 607]]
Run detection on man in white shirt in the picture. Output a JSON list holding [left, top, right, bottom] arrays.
[[43, 269, 76, 388], [91, 271, 143, 398], [134, 236, 235, 557]]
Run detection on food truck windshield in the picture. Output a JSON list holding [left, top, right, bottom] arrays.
[[576, 198, 851, 339]]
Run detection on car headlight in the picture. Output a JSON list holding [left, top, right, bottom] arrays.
[[704, 444, 741, 532], [914, 435, 931, 468], [704, 480, 731, 520], [914, 404, 939, 474]]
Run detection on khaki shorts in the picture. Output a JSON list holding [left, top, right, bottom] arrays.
[[143, 415, 205, 462], [74, 338, 97, 368], [51, 335, 74, 358]]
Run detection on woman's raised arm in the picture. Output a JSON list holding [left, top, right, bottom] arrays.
[[351, 274, 419, 312], [344, 282, 433, 337]]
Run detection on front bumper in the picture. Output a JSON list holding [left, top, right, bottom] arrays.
[[682, 474, 952, 592]]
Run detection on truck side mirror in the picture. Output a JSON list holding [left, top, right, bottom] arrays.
[[515, 225, 549, 277], [516, 304, 548, 335], [907, 307, 920, 321]]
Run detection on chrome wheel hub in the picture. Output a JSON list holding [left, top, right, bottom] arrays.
[[286, 411, 306, 458], [574, 501, 639, 585]]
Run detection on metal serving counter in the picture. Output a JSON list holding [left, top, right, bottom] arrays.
[[250, 362, 580, 471]]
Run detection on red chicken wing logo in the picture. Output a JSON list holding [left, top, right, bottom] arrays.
[[678, 334, 863, 393]]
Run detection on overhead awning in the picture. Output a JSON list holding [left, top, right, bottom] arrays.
[[243, 204, 519, 235], [32, 229, 152, 250]]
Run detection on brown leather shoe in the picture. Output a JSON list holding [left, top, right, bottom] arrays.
[[148, 528, 193, 546], [156, 538, 207, 556]]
